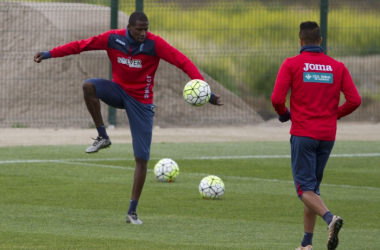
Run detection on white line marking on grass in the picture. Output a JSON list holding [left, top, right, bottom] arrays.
[[1, 156, 380, 191], [186, 153, 380, 160], [186, 173, 380, 191], [1, 152, 380, 165], [0, 159, 136, 171], [187, 155, 291, 160], [331, 153, 380, 158], [3, 152, 379, 165], [322, 183, 380, 190], [58, 160, 136, 171], [0, 160, 67, 164], [0, 159, 132, 164]]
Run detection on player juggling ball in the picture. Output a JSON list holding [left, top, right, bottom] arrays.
[[34, 11, 223, 225], [271, 21, 361, 250]]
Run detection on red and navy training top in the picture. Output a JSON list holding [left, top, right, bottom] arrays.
[[49, 29, 204, 104], [271, 51, 361, 141]]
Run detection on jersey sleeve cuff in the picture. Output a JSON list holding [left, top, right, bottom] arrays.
[[42, 51, 52, 59], [208, 93, 215, 103]]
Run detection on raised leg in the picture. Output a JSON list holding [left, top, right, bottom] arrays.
[[82, 81, 104, 127]]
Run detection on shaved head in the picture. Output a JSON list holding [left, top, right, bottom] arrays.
[[128, 11, 148, 26]]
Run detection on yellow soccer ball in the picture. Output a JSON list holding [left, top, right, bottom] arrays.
[[183, 79, 211, 107]]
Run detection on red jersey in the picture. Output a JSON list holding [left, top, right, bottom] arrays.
[[271, 51, 361, 140], [49, 29, 204, 104]]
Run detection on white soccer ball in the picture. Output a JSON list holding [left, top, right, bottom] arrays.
[[198, 175, 225, 199], [154, 158, 179, 182], [183, 79, 211, 107]]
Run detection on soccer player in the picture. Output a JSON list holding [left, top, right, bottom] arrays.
[[34, 11, 223, 224], [271, 21, 361, 250]]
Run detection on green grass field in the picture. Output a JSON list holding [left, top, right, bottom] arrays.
[[1, 141, 379, 249]]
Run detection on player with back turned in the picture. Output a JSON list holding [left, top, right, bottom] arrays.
[[271, 21, 361, 250], [34, 11, 223, 225]]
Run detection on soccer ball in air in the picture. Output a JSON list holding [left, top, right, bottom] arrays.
[[154, 158, 179, 182], [183, 79, 211, 107], [199, 175, 225, 199]]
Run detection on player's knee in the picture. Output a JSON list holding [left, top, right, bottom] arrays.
[[82, 80, 95, 94], [135, 155, 149, 165]]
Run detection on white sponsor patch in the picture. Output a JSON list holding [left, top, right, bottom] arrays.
[[117, 57, 142, 68]]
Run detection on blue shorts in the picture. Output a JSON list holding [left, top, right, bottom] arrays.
[[290, 135, 334, 197], [86, 78, 155, 161]]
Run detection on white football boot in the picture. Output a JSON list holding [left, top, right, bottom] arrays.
[[85, 136, 111, 153], [126, 211, 143, 225]]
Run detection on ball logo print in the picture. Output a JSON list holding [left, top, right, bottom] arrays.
[[154, 158, 179, 182], [183, 79, 211, 107], [199, 175, 225, 199]]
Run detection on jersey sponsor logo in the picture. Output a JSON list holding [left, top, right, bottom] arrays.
[[303, 72, 333, 83], [303, 63, 333, 72], [144, 76, 152, 99], [115, 39, 126, 46], [117, 57, 142, 68]]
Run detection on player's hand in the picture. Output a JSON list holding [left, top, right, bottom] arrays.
[[34, 52, 51, 63], [278, 110, 291, 122], [209, 93, 223, 106]]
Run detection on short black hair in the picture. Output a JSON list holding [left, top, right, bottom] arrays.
[[299, 21, 321, 44], [128, 11, 148, 26]]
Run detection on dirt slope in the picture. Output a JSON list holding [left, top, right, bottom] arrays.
[[0, 1, 263, 128]]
